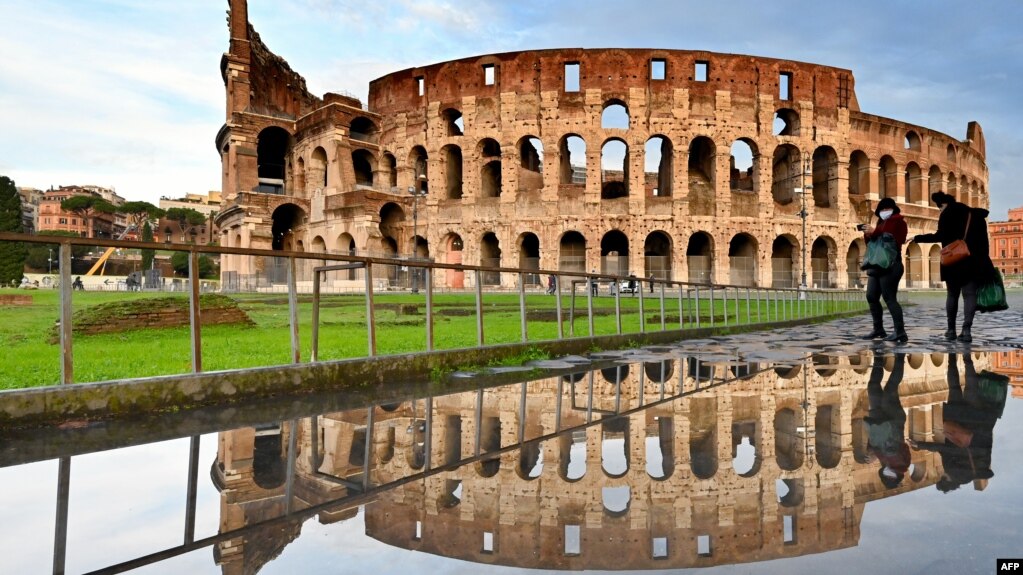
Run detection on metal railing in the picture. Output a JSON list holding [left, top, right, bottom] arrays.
[[0, 232, 868, 386]]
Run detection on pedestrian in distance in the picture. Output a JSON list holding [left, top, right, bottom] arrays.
[[913, 192, 996, 343], [860, 197, 908, 342]]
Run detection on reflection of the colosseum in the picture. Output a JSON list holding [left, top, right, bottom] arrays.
[[213, 351, 1002, 572]]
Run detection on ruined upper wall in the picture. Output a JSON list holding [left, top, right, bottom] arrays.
[[367, 49, 858, 116]]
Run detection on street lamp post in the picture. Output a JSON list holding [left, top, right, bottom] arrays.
[[48, 247, 54, 274], [796, 153, 813, 296], [409, 167, 427, 294]]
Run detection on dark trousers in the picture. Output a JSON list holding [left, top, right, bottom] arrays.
[[866, 260, 904, 333], [945, 278, 978, 331]]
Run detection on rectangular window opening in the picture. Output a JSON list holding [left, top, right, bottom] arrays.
[[651, 59, 666, 80], [414, 520, 422, 541], [783, 515, 796, 544], [780, 72, 793, 100], [694, 61, 708, 82], [697, 534, 712, 557], [416, 76, 425, 97], [652, 537, 668, 559], [482, 531, 494, 553], [565, 63, 580, 92], [564, 525, 581, 555], [483, 64, 495, 86]]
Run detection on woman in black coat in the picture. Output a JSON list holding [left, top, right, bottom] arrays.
[[913, 192, 995, 342]]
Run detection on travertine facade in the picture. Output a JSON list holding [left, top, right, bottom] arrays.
[[214, 351, 990, 571], [216, 1, 988, 291]]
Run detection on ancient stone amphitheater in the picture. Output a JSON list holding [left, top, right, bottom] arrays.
[[216, 1, 988, 290]]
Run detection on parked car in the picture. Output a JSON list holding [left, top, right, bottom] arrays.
[[619, 278, 638, 294]]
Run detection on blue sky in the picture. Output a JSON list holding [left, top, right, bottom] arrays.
[[1, 0, 1020, 219]]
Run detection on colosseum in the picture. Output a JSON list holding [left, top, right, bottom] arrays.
[[216, 1, 989, 290]]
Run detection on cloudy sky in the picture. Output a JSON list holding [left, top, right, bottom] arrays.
[[1, 0, 1020, 219]]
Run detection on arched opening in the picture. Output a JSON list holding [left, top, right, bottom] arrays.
[[771, 235, 797, 288], [310, 146, 328, 189], [847, 239, 866, 288], [688, 136, 716, 216], [481, 232, 501, 285], [686, 232, 713, 284], [773, 108, 799, 136], [518, 136, 544, 193], [904, 162, 922, 204], [559, 135, 587, 186], [350, 116, 378, 144], [906, 242, 924, 288], [352, 149, 375, 187], [337, 232, 357, 279], [878, 156, 896, 200], [559, 429, 587, 481], [601, 364, 630, 384], [601, 418, 629, 477], [731, 421, 760, 478], [960, 175, 969, 204], [811, 237, 833, 288], [445, 233, 464, 288], [815, 404, 842, 468], [252, 425, 286, 489], [479, 138, 502, 198], [475, 416, 501, 477], [947, 172, 958, 202], [601, 100, 629, 129], [644, 231, 672, 282], [645, 136, 673, 197], [690, 396, 718, 479], [409, 146, 429, 193], [776, 478, 805, 507], [729, 139, 756, 192], [441, 108, 464, 136], [601, 139, 628, 199], [774, 406, 804, 470], [645, 360, 674, 383], [384, 153, 398, 189], [256, 127, 289, 194], [728, 233, 758, 287], [442, 144, 463, 199], [848, 150, 869, 198], [559, 231, 586, 274], [813, 353, 838, 377], [602, 486, 631, 516], [928, 165, 942, 201], [928, 244, 941, 288], [271, 204, 305, 251], [518, 441, 543, 480], [518, 232, 541, 287], [600, 230, 629, 276], [812, 145, 838, 208], [771, 144, 801, 205], [904, 130, 921, 151], [646, 416, 674, 479], [295, 156, 306, 195]]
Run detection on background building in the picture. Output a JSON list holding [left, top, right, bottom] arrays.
[[990, 206, 1023, 279], [16, 187, 43, 235], [36, 185, 122, 238]]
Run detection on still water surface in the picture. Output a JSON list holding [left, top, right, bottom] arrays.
[[2, 349, 1021, 575]]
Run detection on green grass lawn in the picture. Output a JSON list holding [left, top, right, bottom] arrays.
[[0, 288, 862, 389]]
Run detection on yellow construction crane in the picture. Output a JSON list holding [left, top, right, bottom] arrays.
[[85, 224, 139, 276]]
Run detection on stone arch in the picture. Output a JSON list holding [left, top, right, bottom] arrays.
[[906, 242, 924, 288], [441, 144, 463, 199], [644, 360, 674, 383], [256, 126, 290, 195], [645, 135, 674, 197], [518, 136, 544, 193], [310, 146, 328, 189], [728, 233, 758, 287], [688, 136, 716, 215], [601, 99, 629, 129], [812, 145, 838, 208], [773, 108, 800, 136], [847, 238, 866, 288], [848, 150, 869, 199], [904, 161, 922, 204], [946, 143, 957, 164], [813, 353, 838, 378], [518, 232, 541, 285], [775, 364, 801, 379], [475, 416, 501, 478], [337, 232, 357, 279], [383, 152, 398, 189], [252, 425, 286, 489], [271, 203, 306, 251], [559, 231, 586, 273], [349, 116, 378, 143], [443, 232, 464, 288], [771, 144, 801, 205], [409, 146, 429, 193], [644, 231, 672, 282], [518, 441, 543, 480], [686, 231, 714, 284], [480, 232, 502, 285], [352, 149, 375, 187], [905, 130, 921, 151], [601, 138, 629, 199], [928, 244, 941, 287], [689, 396, 718, 479], [878, 155, 897, 199], [559, 428, 587, 482], [811, 236, 835, 288], [730, 138, 757, 192], [928, 165, 942, 199], [908, 353, 924, 370], [479, 138, 502, 198], [774, 404, 804, 471], [559, 134, 587, 186], [602, 486, 631, 517], [771, 234, 798, 288], [600, 229, 629, 276], [947, 171, 958, 202], [601, 418, 629, 478], [732, 405, 762, 478], [295, 156, 306, 195], [441, 108, 463, 136], [777, 478, 805, 507], [815, 404, 842, 468], [647, 416, 675, 480], [601, 364, 630, 384], [378, 202, 405, 242]]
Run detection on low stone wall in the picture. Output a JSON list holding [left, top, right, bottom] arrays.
[[0, 295, 32, 306], [51, 294, 253, 340]]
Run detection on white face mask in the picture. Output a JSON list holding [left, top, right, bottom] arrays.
[[939, 204, 948, 212], [879, 209, 894, 220]]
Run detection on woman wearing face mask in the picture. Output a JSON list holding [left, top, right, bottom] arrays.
[[861, 197, 908, 341], [913, 192, 995, 342]]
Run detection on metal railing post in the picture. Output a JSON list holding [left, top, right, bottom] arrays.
[[184, 435, 200, 544], [695, 286, 702, 329], [586, 274, 595, 337], [188, 250, 203, 372], [362, 410, 374, 491], [745, 287, 751, 325], [638, 279, 646, 333], [709, 286, 715, 327], [365, 262, 376, 356], [555, 274, 564, 339], [614, 279, 622, 334], [59, 242, 73, 385], [425, 268, 434, 351], [475, 270, 485, 346], [424, 397, 433, 470], [311, 268, 321, 362], [287, 257, 300, 364], [519, 272, 528, 342], [659, 282, 666, 331], [678, 286, 684, 330], [53, 457, 71, 575]]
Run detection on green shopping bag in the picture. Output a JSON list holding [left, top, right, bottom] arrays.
[[861, 234, 897, 276], [977, 269, 1008, 313]]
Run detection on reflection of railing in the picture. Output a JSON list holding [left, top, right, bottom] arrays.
[[0, 232, 868, 386]]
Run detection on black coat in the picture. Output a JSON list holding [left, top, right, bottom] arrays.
[[915, 200, 995, 284]]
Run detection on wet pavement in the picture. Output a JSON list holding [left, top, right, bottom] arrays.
[[1, 294, 1021, 574]]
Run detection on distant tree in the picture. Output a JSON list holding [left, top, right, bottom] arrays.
[[170, 251, 216, 278], [118, 201, 165, 238], [60, 195, 116, 238], [164, 207, 207, 243], [140, 220, 155, 271], [0, 175, 27, 284], [23, 231, 92, 272]]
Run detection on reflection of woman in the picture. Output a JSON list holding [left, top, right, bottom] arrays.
[[913, 192, 995, 342], [861, 198, 908, 342], [865, 353, 909, 488]]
